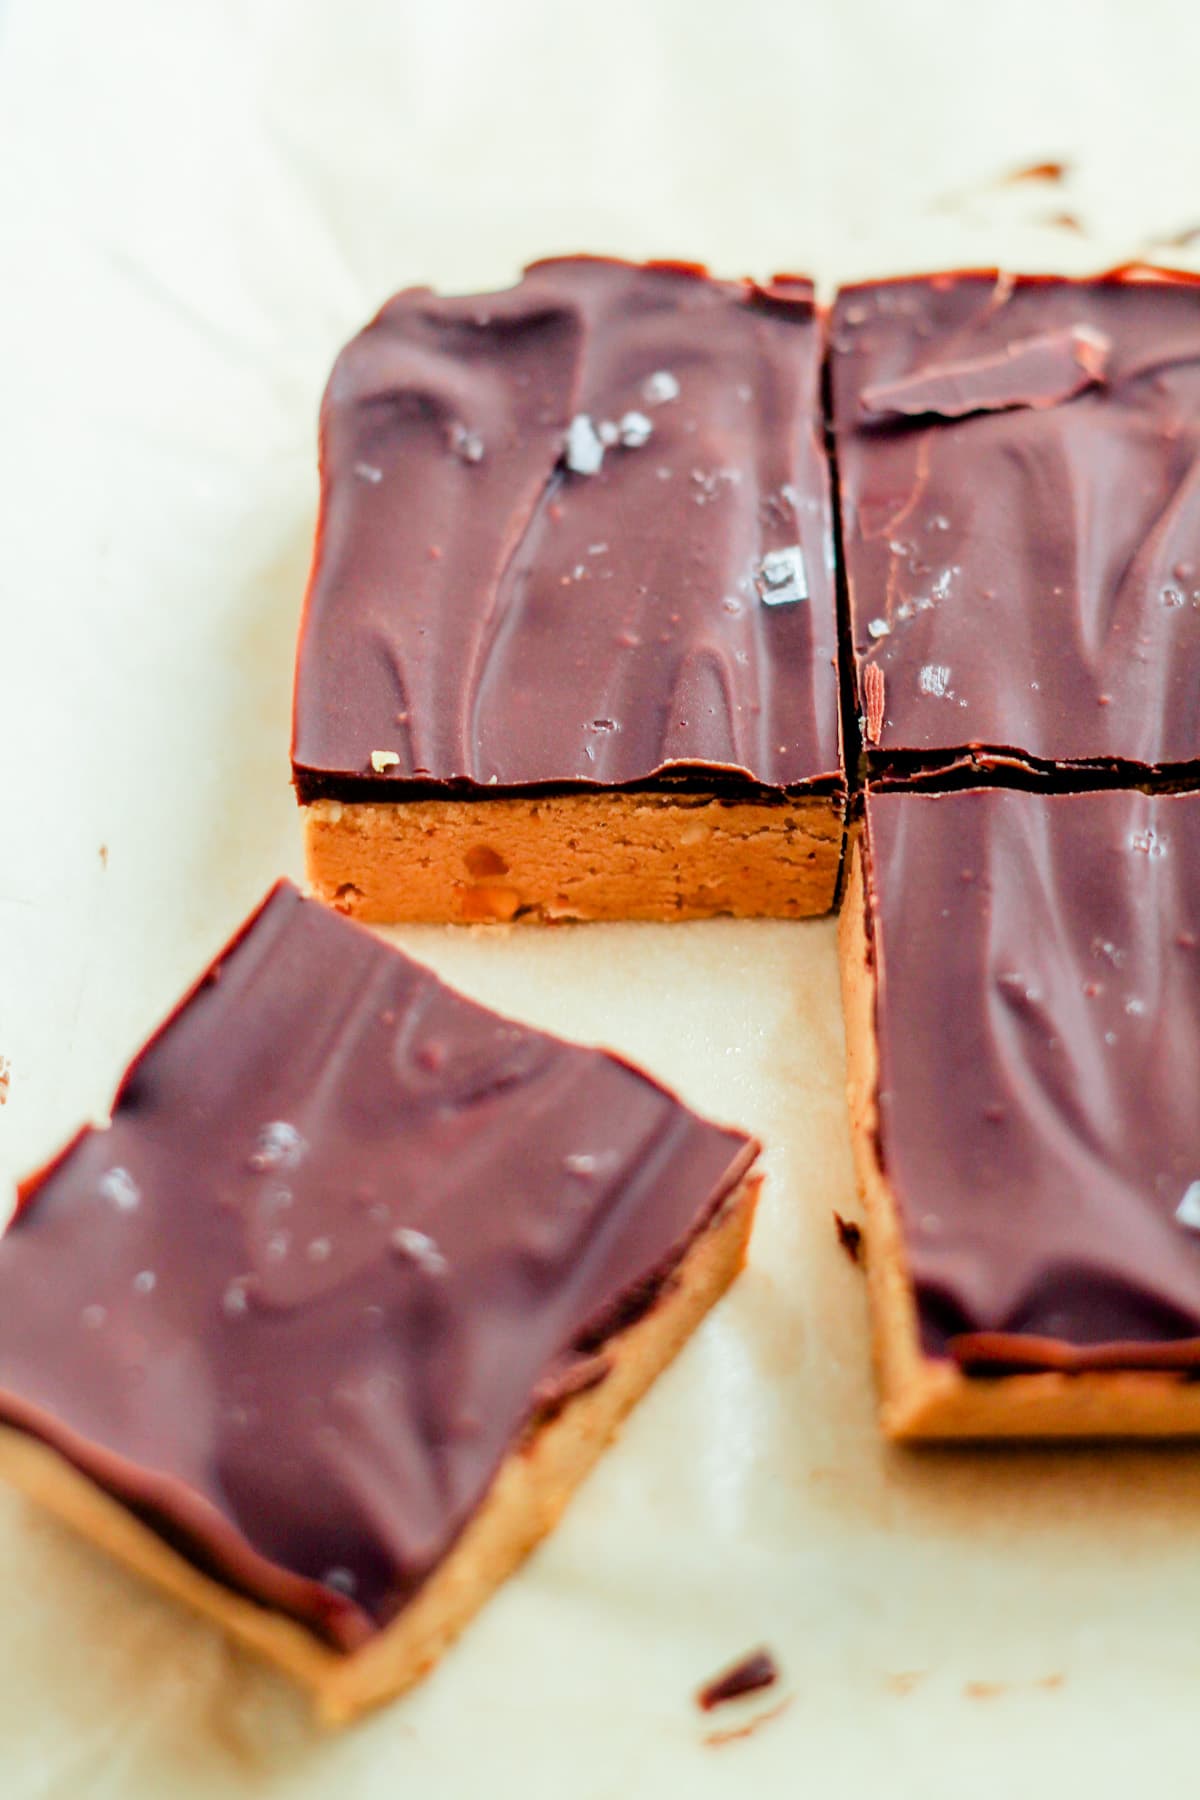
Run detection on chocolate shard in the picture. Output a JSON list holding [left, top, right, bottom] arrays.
[[860, 325, 1109, 422], [697, 1647, 780, 1711], [0, 881, 757, 1650]]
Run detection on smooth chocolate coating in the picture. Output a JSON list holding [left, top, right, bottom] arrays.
[[832, 269, 1200, 780], [0, 884, 755, 1648], [864, 787, 1200, 1371], [292, 257, 840, 801]]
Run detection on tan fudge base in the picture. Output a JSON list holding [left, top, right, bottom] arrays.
[[303, 791, 842, 923], [839, 842, 1200, 1442], [0, 1176, 758, 1725]]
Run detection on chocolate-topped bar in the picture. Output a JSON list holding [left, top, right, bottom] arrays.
[[841, 786, 1200, 1439], [293, 255, 842, 923], [830, 267, 1200, 787], [0, 882, 759, 1719]]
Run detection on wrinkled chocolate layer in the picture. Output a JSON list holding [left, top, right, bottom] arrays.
[[864, 788, 1200, 1370], [293, 257, 840, 802], [0, 883, 755, 1649], [832, 269, 1200, 779]]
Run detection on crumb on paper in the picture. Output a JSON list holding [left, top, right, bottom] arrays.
[[964, 1680, 1007, 1700], [697, 1648, 780, 1712], [370, 750, 400, 772], [1147, 222, 1200, 250], [99, 844, 108, 869], [833, 1212, 864, 1266], [1004, 158, 1070, 184], [1042, 210, 1085, 234], [0, 1057, 9, 1104], [885, 1671, 925, 1697], [704, 1697, 793, 1749]]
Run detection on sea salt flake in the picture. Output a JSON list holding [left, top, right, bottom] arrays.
[[249, 1121, 307, 1173], [598, 419, 620, 447], [370, 750, 400, 773], [1176, 1181, 1200, 1232], [564, 415, 605, 475], [223, 1280, 251, 1318], [919, 664, 952, 697], [323, 1566, 358, 1597], [391, 1227, 448, 1276], [100, 1167, 140, 1212], [451, 424, 484, 463], [867, 617, 890, 639], [643, 370, 680, 404], [618, 411, 653, 448], [755, 545, 808, 607], [132, 1270, 157, 1294], [353, 461, 383, 484]]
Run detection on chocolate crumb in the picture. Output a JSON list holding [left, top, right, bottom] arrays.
[[834, 1212, 864, 1265], [697, 1648, 780, 1712]]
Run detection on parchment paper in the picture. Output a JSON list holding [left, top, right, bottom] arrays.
[[3, 1, 1200, 1793]]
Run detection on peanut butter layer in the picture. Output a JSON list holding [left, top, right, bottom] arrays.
[[0, 882, 757, 1653], [305, 791, 842, 923]]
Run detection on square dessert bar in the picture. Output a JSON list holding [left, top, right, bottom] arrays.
[[0, 882, 759, 1721], [830, 267, 1200, 787], [293, 256, 843, 923], [841, 786, 1200, 1439]]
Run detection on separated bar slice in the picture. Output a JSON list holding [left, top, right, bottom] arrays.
[[841, 786, 1200, 1438], [830, 267, 1200, 789], [293, 256, 843, 922], [0, 882, 759, 1719]]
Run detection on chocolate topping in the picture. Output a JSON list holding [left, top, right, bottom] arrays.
[[863, 787, 1200, 1370], [860, 325, 1109, 422], [292, 257, 840, 802], [697, 1647, 780, 1710], [0, 883, 755, 1649], [831, 269, 1200, 780]]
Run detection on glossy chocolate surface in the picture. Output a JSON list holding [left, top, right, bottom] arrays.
[[864, 788, 1200, 1371], [0, 883, 755, 1648], [832, 270, 1200, 780], [293, 257, 840, 802]]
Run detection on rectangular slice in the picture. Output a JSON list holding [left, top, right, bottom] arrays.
[[0, 882, 759, 1720], [830, 267, 1200, 787], [293, 256, 843, 922], [841, 786, 1200, 1439]]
